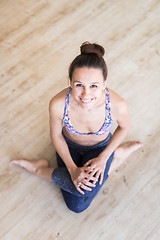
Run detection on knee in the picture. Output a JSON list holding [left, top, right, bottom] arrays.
[[66, 202, 89, 213], [62, 191, 91, 213]]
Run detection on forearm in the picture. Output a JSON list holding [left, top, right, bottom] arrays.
[[51, 133, 77, 174], [99, 125, 130, 161]]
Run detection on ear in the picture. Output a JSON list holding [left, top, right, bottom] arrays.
[[69, 80, 72, 88], [68, 77, 72, 87], [103, 80, 107, 90]]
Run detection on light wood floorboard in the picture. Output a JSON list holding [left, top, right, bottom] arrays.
[[0, 1, 160, 239]]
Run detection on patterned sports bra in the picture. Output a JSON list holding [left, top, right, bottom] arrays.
[[63, 87, 113, 135]]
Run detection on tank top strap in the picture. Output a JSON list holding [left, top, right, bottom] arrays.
[[105, 88, 111, 114], [63, 87, 72, 121]]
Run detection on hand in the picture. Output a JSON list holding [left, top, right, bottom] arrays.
[[84, 157, 106, 185], [70, 166, 97, 195]]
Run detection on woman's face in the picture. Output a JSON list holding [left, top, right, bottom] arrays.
[[70, 67, 106, 109]]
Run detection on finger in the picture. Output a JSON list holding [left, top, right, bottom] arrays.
[[85, 169, 92, 174], [83, 171, 95, 180], [89, 168, 98, 177], [87, 175, 98, 182], [76, 185, 85, 195], [84, 160, 91, 167], [91, 170, 100, 184], [84, 166, 93, 172], [84, 169, 95, 176], [82, 179, 96, 187], [84, 174, 98, 183], [95, 170, 101, 181], [80, 183, 92, 192], [88, 164, 96, 170], [74, 181, 85, 195], [99, 171, 104, 185]]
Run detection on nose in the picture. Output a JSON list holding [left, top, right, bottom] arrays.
[[82, 87, 90, 98]]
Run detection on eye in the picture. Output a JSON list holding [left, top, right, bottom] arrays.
[[76, 83, 83, 87], [91, 85, 98, 88]]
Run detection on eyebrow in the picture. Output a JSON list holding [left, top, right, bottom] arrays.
[[91, 82, 100, 85], [74, 81, 100, 84]]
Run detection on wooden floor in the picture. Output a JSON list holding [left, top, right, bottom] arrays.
[[0, 0, 160, 239]]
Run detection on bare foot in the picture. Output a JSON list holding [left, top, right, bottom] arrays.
[[10, 158, 50, 174], [108, 141, 143, 175]]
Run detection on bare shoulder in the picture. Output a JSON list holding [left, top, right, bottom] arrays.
[[49, 87, 69, 120], [108, 88, 129, 120]]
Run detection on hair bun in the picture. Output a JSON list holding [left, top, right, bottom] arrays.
[[80, 41, 105, 58]]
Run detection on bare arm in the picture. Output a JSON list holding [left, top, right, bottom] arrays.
[[49, 97, 76, 173], [99, 96, 130, 161], [49, 93, 96, 194], [85, 90, 130, 184]]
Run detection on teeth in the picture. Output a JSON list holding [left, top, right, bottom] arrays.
[[81, 99, 92, 103]]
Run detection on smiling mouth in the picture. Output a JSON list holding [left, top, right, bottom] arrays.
[[80, 98, 94, 104]]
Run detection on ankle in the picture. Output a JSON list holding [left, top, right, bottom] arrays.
[[36, 166, 45, 176]]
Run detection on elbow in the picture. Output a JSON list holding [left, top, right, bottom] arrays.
[[124, 120, 130, 134], [118, 121, 130, 136]]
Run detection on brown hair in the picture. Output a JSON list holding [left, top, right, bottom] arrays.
[[69, 42, 108, 81]]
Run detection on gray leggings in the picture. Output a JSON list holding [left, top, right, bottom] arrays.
[[52, 132, 114, 213]]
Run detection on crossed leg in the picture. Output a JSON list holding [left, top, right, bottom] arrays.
[[108, 141, 143, 175], [10, 141, 143, 181], [10, 158, 53, 182]]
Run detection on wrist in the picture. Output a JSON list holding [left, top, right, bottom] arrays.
[[98, 152, 110, 163], [68, 163, 77, 175]]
